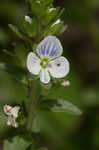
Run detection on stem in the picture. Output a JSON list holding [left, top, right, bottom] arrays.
[[26, 80, 38, 133], [26, 18, 42, 132], [26, 101, 34, 132]]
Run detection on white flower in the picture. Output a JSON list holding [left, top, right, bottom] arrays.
[[27, 36, 70, 84], [4, 105, 20, 128]]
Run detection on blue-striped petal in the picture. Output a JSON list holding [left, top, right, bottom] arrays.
[[36, 36, 63, 59]]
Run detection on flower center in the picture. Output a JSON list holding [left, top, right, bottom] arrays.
[[40, 58, 49, 69]]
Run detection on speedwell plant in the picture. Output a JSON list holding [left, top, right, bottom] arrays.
[[0, 0, 82, 150]]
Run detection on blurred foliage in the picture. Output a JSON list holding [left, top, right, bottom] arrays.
[[0, 0, 99, 150], [4, 136, 32, 150]]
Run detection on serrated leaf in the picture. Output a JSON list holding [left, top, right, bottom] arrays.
[[39, 99, 82, 115], [3, 136, 31, 150], [0, 63, 27, 85]]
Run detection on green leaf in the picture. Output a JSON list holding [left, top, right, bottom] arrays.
[[32, 115, 40, 133], [0, 49, 21, 66], [39, 99, 82, 115], [29, 0, 53, 16], [44, 20, 68, 36], [41, 7, 60, 26], [3, 136, 31, 150], [15, 44, 28, 68], [0, 106, 10, 138], [0, 63, 27, 85], [56, 8, 65, 20], [41, 0, 53, 7], [23, 17, 37, 37], [8, 24, 24, 39], [8, 24, 32, 43]]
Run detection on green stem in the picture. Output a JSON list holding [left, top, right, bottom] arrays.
[[26, 80, 40, 133], [26, 102, 34, 132], [26, 80, 37, 133]]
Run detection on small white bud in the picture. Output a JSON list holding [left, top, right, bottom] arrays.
[[49, 8, 55, 12], [61, 80, 70, 87], [51, 19, 61, 27], [25, 16, 32, 24]]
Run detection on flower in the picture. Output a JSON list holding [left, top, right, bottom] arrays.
[[27, 36, 70, 84], [4, 105, 20, 128]]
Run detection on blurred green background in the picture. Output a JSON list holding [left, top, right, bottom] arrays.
[[0, 0, 99, 150]]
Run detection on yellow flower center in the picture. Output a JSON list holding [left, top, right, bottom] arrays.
[[40, 58, 49, 69]]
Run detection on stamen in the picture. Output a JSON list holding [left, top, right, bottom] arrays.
[[43, 61, 47, 67]]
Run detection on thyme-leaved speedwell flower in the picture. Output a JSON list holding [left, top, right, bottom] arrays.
[[27, 36, 70, 84], [4, 105, 20, 128]]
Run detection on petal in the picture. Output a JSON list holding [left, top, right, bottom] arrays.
[[49, 56, 70, 78], [27, 52, 41, 75], [4, 105, 12, 116], [12, 118, 18, 128], [7, 115, 12, 126], [8, 116, 18, 128], [7, 116, 12, 126], [11, 106, 20, 118], [40, 69, 50, 84], [37, 36, 63, 59]]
